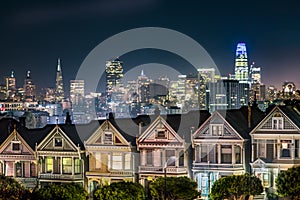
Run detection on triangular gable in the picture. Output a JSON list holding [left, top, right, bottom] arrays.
[[0, 128, 35, 155], [251, 158, 266, 167], [138, 116, 183, 144], [193, 111, 243, 140], [37, 125, 78, 151], [85, 120, 130, 146], [251, 106, 300, 134]]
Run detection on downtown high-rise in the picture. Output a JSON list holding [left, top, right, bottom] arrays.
[[234, 43, 249, 84], [105, 58, 124, 103], [55, 58, 65, 102]]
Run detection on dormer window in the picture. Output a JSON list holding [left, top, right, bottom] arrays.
[[272, 113, 283, 130], [54, 138, 63, 147], [156, 129, 167, 139], [211, 125, 223, 136], [104, 132, 113, 144], [11, 141, 21, 151]]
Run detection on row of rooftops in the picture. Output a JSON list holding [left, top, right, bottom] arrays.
[[1, 104, 300, 151]]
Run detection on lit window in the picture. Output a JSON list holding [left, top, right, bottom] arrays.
[[45, 157, 53, 173], [62, 157, 72, 174], [125, 153, 131, 170], [74, 158, 81, 174]]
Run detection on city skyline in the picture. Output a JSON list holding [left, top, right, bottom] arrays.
[[1, 1, 300, 91]]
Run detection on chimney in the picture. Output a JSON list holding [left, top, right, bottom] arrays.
[[19, 116, 26, 127], [248, 102, 251, 128], [65, 112, 72, 125], [139, 122, 143, 136]]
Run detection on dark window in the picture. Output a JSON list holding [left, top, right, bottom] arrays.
[[156, 130, 166, 139], [179, 150, 184, 166], [54, 138, 62, 147], [12, 143, 20, 151], [146, 150, 153, 165], [15, 162, 22, 177]]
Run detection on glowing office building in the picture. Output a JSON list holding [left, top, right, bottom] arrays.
[[105, 58, 124, 103], [234, 43, 249, 84]]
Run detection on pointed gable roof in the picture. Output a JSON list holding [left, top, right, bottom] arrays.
[[250, 105, 300, 134]]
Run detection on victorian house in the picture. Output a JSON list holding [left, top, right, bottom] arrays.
[[35, 123, 85, 187], [192, 106, 264, 198], [0, 118, 38, 188], [137, 110, 210, 195], [250, 105, 300, 190], [84, 117, 137, 196]]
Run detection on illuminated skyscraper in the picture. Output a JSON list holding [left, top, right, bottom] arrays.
[[197, 68, 216, 110], [234, 43, 249, 83], [70, 80, 85, 111], [23, 70, 36, 102], [249, 62, 261, 84], [105, 58, 124, 103], [5, 71, 16, 100], [55, 58, 65, 102]]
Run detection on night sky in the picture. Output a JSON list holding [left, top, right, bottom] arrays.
[[1, 0, 300, 93]]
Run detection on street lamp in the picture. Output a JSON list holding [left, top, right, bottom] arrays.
[[164, 156, 177, 200]]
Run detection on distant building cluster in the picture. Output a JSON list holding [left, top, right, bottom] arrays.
[[0, 43, 300, 125]]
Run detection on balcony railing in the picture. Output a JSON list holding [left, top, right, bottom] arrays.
[[38, 173, 83, 180], [192, 162, 244, 170], [86, 170, 134, 176], [139, 166, 187, 174], [15, 177, 37, 188]]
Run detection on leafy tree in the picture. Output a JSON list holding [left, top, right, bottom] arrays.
[[0, 175, 31, 200], [32, 183, 88, 200], [276, 166, 300, 200], [93, 181, 145, 200], [210, 173, 263, 200], [150, 176, 200, 200]]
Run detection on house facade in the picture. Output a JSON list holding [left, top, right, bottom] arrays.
[[250, 106, 300, 190], [192, 107, 264, 198], [84, 119, 137, 195], [36, 124, 85, 187], [137, 115, 189, 192], [0, 121, 37, 188]]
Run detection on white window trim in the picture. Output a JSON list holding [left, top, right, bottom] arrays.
[[210, 124, 223, 136], [272, 117, 283, 130], [11, 141, 21, 152]]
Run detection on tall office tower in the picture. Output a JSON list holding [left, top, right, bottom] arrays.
[[198, 68, 217, 110], [137, 70, 151, 104], [249, 62, 261, 84], [234, 43, 249, 84], [185, 74, 199, 110], [23, 70, 36, 102], [55, 58, 65, 102], [70, 80, 85, 111], [105, 58, 124, 103], [207, 79, 249, 113], [5, 71, 16, 100], [249, 62, 263, 101], [177, 75, 186, 108]]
